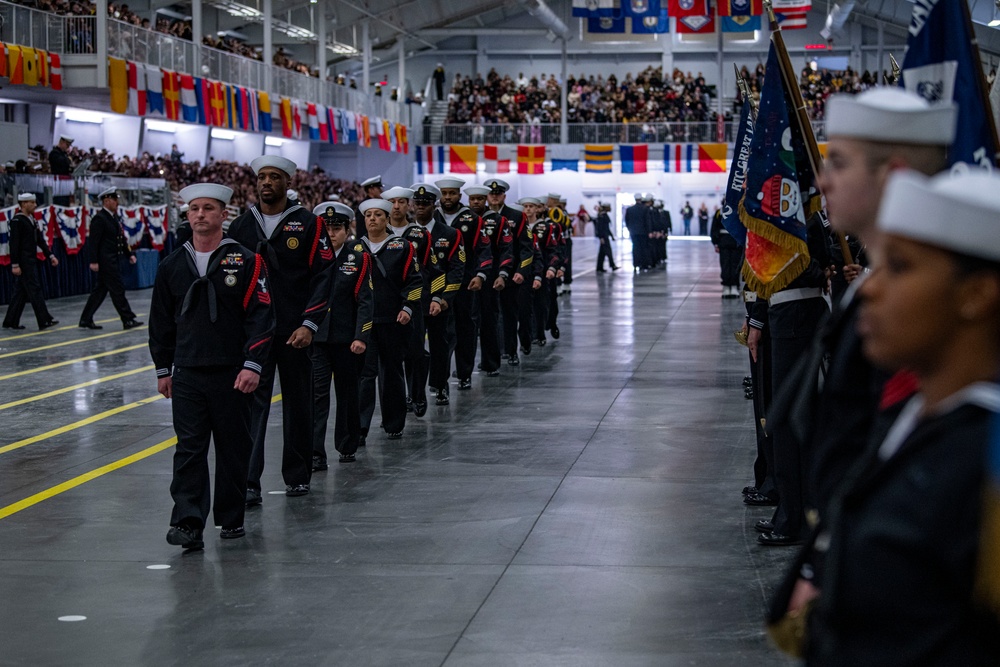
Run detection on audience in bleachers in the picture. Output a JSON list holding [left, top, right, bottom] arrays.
[[736, 64, 879, 120]]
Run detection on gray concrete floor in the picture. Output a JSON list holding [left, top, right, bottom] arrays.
[[0, 239, 796, 666]]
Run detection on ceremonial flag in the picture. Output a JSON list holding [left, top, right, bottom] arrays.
[[632, 9, 670, 33], [280, 97, 293, 138], [484, 144, 512, 172], [36, 48, 49, 87], [21, 46, 38, 86], [623, 0, 660, 17], [771, 0, 811, 11], [664, 143, 696, 172], [901, 0, 999, 170], [416, 145, 446, 175], [585, 144, 614, 172], [667, 0, 708, 18], [775, 12, 807, 29], [318, 104, 329, 142], [721, 101, 754, 245], [162, 69, 180, 120], [587, 15, 626, 33], [193, 77, 209, 125], [258, 91, 272, 132], [573, 0, 620, 16], [676, 13, 715, 33], [718, 0, 763, 15], [517, 145, 546, 174], [307, 103, 320, 140], [739, 43, 811, 298], [396, 124, 409, 153], [698, 143, 727, 172], [49, 52, 62, 91], [449, 145, 478, 173], [146, 65, 164, 116], [109, 57, 128, 114], [126, 60, 147, 115], [620, 144, 648, 173], [180, 74, 197, 122], [722, 15, 761, 31]]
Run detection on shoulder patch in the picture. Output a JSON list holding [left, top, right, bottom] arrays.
[[355, 244, 363, 252]]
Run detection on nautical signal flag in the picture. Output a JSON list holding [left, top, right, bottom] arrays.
[[484, 144, 512, 173], [668, 0, 709, 18], [551, 145, 580, 171], [416, 145, 446, 175], [698, 143, 728, 172], [48, 52, 62, 90], [109, 57, 128, 114], [396, 124, 409, 153], [280, 97, 293, 138], [585, 145, 613, 173], [517, 145, 546, 174], [180, 74, 197, 123], [161, 69, 179, 120], [717, 0, 763, 15], [258, 92, 272, 132], [21, 46, 38, 86], [449, 145, 478, 174], [146, 65, 164, 117], [620, 144, 648, 173], [126, 60, 147, 116]]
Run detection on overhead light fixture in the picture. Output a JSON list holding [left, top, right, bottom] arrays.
[[212, 129, 237, 140], [204, 0, 262, 19], [146, 120, 179, 133], [265, 136, 284, 147], [991, 0, 1000, 26], [327, 41, 360, 56], [64, 110, 105, 124]]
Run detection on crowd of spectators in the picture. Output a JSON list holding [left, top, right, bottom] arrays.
[[736, 64, 880, 120]]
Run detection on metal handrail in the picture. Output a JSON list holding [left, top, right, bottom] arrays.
[[0, 0, 90, 54]]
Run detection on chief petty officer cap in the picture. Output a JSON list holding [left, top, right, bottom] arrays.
[[547, 192, 561, 199], [313, 201, 355, 224], [179, 183, 234, 205], [464, 185, 490, 197], [485, 178, 510, 193], [826, 88, 957, 145], [59, 134, 74, 144], [411, 184, 441, 202], [99, 186, 118, 199], [359, 198, 393, 214], [361, 174, 383, 188], [878, 170, 1000, 262], [17, 192, 36, 202], [518, 197, 542, 206], [250, 155, 297, 177], [435, 177, 465, 190], [382, 186, 415, 200]]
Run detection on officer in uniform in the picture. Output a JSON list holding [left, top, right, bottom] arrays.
[[414, 184, 464, 405], [526, 198, 564, 344], [79, 187, 142, 330], [435, 177, 493, 390], [624, 195, 651, 272], [354, 175, 383, 237], [357, 198, 423, 442], [466, 185, 513, 376], [310, 202, 374, 469], [710, 204, 741, 297], [227, 155, 335, 503], [547, 193, 572, 290], [653, 199, 670, 265], [3, 193, 59, 330], [486, 179, 538, 366], [149, 183, 275, 550], [383, 186, 435, 416], [594, 202, 618, 272], [49, 134, 74, 176]]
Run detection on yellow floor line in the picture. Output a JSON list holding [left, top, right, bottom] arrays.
[[0, 394, 283, 521], [0, 314, 145, 342], [0, 394, 164, 455], [0, 326, 147, 359], [0, 366, 155, 411], [0, 343, 148, 381]]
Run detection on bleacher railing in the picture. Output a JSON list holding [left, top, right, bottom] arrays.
[[0, 0, 93, 54]]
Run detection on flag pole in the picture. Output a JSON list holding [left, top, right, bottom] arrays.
[[734, 63, 758, 120], [764, 0, 854, 264], [958, 0, 1000, 166]]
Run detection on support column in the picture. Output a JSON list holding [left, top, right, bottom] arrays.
[[875, 21, 884, 82], [716, 26, 724, 123], [264, 0, 273, 93], [560, 38, 568, 144], [661, 32, 673, 81], [96, 0, 107, 86], [398, 38, 406, 101], [317, 0, 327, 80], [362, 21, 371, 95], [192, 0, 202, 75]]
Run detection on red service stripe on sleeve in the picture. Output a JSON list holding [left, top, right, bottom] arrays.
[[304, 301, 328, 313], [249, 336, 271, 351], [402, 242, 415, 281], [449, 231, 461, 259], [354, 253, 369, 298], [308, 216, 322, 267], [244, 254, 262, 309]]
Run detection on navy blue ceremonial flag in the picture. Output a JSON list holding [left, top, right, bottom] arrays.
[[721, 15, 761, 32], [738, 43, 811, 298], [632, 9, 670, 32], [722, 100, 754, 246], [622, 0, 660, 17], [587, 15, 627, 33], [901, 0, 998, 169], [551, 159, 580, 171]]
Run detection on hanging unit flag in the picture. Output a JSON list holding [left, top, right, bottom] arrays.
[[632, 9, 670, 32], [146, 65, 164, 117], [721, 101, 754, 245], [901, 0, 999, 170], [722, 15, 761, 31], [162, 69, 180, 120], [573, 0, 621, 16], [517, 145, 546, 174], [484, 144, 512, 173], [676, 13, 716, 33], [718, 0, 763, 14], [587, 15, 626, 33], [449, 145, 478, 174], [623, 0, 660, 17], [620, 144, 649, 173], [109, 57, 128, 114], [585, 144, 614, 172], [771, 0, 811, 11], [416, 145, 446, 175], [667, 0, 709, 18]]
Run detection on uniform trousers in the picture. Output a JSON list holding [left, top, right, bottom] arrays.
[[562, 237, 573, 284], [311, 342, 364, 462], [80, 259, 137, 324], [532, 276, 556, 340], [751, 325, 776, 496], [169, 366, 252, 530], [404, 308, 429, 406], [627, 231, 649, 269], [453, 290, 480, 381], [246, 342, 313, 492], [3, 262, 52, 328], [500, 281, 533, 356], [359, 322, 408, 434], [596, 239, 617, 271], [718, 239, 742, 287], [426, 308, 455, 390], [478, 285, 502, 372]]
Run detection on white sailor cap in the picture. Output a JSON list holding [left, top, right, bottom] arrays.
[[484, 178, 510, 193], [286, 189, 299, 201], [559, 197, 567, 204], [179, 183, 234, 205], [464, 185, 490, 197], [314, 201, 354, 223], [59, 134, 74, 144], [507, 202, 524, 212], [326, 193, 342, 201], [99, 186, 118, 199], [179, 204, 189, 213], [382, 186, 415, 200], [411, 184, 441, 201], [518, 197, 542, 206], [655, 199, 664, 207], [826, 88, 957, 146], [435, 177, 465, 190], [17, 192, 36, 202], [547, 192, 561, 199], [359, 198, 392, 214], [250, 155, 297, 176], [361, 175, 383, 188], [878, 170, 1000, 262]]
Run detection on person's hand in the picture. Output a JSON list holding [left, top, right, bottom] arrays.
[[397, 310, 411, 325], [532, 278, 542, 290], [11, 265, 21, 276], [787, 578, 820, 615], [843, 263, 863, 284], [468, 276, 483, 291], [129, 255, 137, 265], [89, 262, 99, 272], [545, 268, 555, 280], [714, 245, 720, 254], [429, 301, 442, 317], [234, 369, 259, 393], [157, 376, 172, 398], [556, 269, 565, 279], [350, 340, 366, 354], [49, 256, 59, 267], [512, 272, 524, 285], [493, 276, 506, 291], [287, 326, 313, 348], [748, 327, 762, 363]]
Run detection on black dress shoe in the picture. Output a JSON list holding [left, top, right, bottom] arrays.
[[550, 326, 560, 339], [2, 324, 25, 330], [220, 526, 245, 539], [312, 455, 328, 472], [741, 485, 758, 496], [339, 453, 356, 463], [501, 353, 509, 360], [435, 388, 450, 405], [458, 379, 472, 390], [596, 268, 606, 273], [413, 401, 427, 417], [486, 370, 500, 377], [611, 265, 619, 271], [405, 397, 414, 413], [40, 320, 59, 330], [520, 346, 531, 356], [386, 431, 403, 440], [757, 531, 803, 547], [123, 319, 143, 329], [79, 321, 102, 330], [166, 525, 204, 550], [754, 519, 774, 533], [508, 356, 520, 366], [285, 484, 309, 497], [534, 338, 546, 347], [743, 492, 779, 506], [245, 488, 262, 507], [358, 435, 367, 448]]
